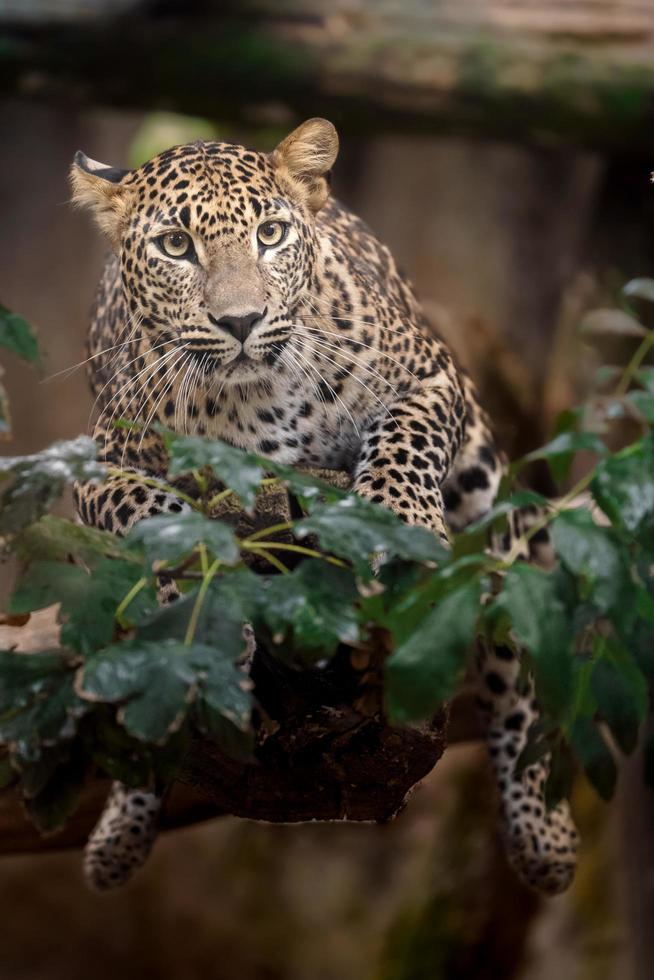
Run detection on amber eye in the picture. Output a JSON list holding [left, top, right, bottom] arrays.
[[158, 231, 194, 259], [257, 220, 287, 248]]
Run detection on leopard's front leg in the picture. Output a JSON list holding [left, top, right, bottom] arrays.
[[74, 424, 189, 536], [76, 422, 189, 889], [353, 376, 466, 541]]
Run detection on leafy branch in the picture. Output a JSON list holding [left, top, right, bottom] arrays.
[[0, 280, 653, 834]]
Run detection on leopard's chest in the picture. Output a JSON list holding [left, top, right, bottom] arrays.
[[185, 382, 363, 471]]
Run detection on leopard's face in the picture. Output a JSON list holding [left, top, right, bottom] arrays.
[[72, 120, 338, 387], [120, 145, 321, 385]]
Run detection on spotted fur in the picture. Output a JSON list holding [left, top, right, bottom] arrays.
[[71, 119, 578, 892], [83, 784, 161, 890]]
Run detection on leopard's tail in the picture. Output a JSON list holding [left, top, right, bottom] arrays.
[[475, 642, 579, 895], [478, 508, 579, 895]]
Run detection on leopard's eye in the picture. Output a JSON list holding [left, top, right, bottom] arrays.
[[257, 220, 287, 249], [158, 231, 194, 259]]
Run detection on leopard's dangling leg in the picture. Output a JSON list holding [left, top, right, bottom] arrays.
[[83, 624, 258, 890], [84, 783, 161, 890], [474, 642, 579, 894]]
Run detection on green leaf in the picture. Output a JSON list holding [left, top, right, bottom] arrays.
[[136, 573, 253, 646], [636, 367, 654, 392], [591, 639, 649, 755], [9, 560, 86, 615], [194, 702, 254, 760], [14, 515, 126, 565], [570, 657, 597, 720], [622, 277, 654, 306], [0, 437, 104, 535], [385, 582, 481, 723], [544, 740, 574, 809], [150, 727, 192, 783], [631, 616, 654, 682], [626, 389, 654, 422], [0, 305, 39, 364], [497, 565, 573, 718], [569, 717, 617, 801], [517, 432, 606, 483], [10, 558, 155, 655], [24, 755, 86, 833], [193, 651, 252, 735], [296, 495, 445, 577], [263, 461, 349, 510], [579, 308, 647, 338], [592, 434, 654, 547], [0, 669, 87, 765], [166, 434, 263, 510], [0, 649, 69, 714], [79, 638, 251, 744], [260, 561, 360, 662], [452, 490, 547, 559], [90, 714, 153, 787], [79, 640, 200, 743], [63, 559, 156, 654], [515, 732, 552, 775], [127, 510, 240, 567], [551, 509, 633, 621], [552, 406, 584, 435]]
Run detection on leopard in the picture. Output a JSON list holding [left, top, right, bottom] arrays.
[[70, 118, 578, 894]]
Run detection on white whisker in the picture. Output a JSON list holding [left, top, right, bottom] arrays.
[[136, 348, 190, 454], [87, 330, 173, 430], [295, 323, 420, 382], [295, 337, 396, 429], [103, 346, 183, 464], [289, 340, 360, 437], [294, 329, 400, 396], [174, 355, 194, 435]]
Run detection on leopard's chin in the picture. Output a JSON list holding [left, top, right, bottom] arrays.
[[217, 353, 268, 386]]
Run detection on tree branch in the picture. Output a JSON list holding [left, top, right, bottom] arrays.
[[0, 469, 476, 855], [2, 1, 654, 151]]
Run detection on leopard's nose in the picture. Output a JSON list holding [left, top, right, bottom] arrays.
[[209, 310, 265, 344]]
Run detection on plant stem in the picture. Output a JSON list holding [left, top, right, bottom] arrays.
[[242, 545, 290, 574], [192, 468, 207, 494], [115, 576, 148, 628], [106, 467, 197, 509], [241, 521, 294, 543], [184, 558, 221, 645], [614, 329, 654, 397], [206, 486, 234, 509], [198, 541, 208, 576], [206, 477, 279, 512], [243, 541, 347, 567], [503, 468, 596, 567]]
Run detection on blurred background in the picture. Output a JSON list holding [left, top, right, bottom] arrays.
[[1, 1, 654, 978]]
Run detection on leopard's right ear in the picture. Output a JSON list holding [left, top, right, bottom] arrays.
[[70, 151, 132, 246]]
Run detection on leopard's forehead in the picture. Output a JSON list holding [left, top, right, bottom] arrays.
[[125, 140, 282, 227]]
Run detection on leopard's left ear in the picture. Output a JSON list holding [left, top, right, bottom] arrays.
[[272, 118, 338, 212], [70, 151, 132, 247]]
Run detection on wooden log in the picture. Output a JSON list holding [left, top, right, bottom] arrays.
[[1, 1, 654, 151], [0, 645, 449, 855]]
